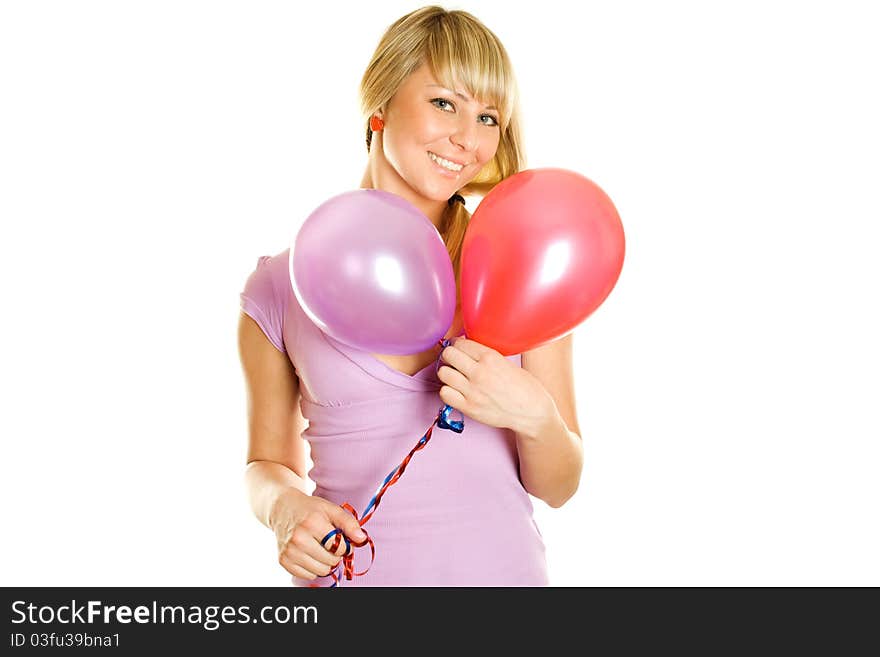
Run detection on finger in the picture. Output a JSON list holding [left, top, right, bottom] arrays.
[[321, 534, 349, 558], [295, 544, 340, 577], [328, 507, 368, 546], [319, 528, 351, 558], [450, 337, 492, 360], [437, 364, 471, 395], [287, 563, 320, 580], [280, 551, 322, 579], [293, 530, 345, 569], [441, 344, 477, 378], [439, 384, 467, 410]]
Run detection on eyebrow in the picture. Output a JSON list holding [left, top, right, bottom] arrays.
[[426, 84, 498, 111]]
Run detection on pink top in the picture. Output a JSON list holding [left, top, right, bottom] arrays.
[[240, 249, 548, 586]]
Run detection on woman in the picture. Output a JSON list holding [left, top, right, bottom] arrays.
[[238, 5, 582, 586]]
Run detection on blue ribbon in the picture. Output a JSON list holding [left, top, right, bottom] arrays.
[[435, 337, 465, 434]]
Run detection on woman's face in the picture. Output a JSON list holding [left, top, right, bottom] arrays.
[[378, 62, 502, 206]]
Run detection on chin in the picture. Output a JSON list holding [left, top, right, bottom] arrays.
[[414, 182, 456, 203]]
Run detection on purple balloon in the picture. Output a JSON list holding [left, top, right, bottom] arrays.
[[289, 189, 456, 354]]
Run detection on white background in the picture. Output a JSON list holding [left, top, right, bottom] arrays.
[[1, 0, 877, 586]]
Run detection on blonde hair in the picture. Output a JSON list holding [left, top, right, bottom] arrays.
[[359, 5, 526, 302]]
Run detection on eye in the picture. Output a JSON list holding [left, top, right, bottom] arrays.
[[431, 98, 499, 127], [431, 97, 454, 112]]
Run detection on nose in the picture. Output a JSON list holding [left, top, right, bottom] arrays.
[[450, 118, 478, 154]]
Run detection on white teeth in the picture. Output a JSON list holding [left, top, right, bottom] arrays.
[[428, 152, 463, 171]]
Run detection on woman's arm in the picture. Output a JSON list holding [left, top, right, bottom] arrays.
[[244, 461, 309, 530], [438, 333, 584, 508], [516, 333, 583, 508], [238, 312, 310, 530], [513, 408, 583, 509]]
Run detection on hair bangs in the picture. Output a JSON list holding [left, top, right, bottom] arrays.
[[423, 17, 515, 131]]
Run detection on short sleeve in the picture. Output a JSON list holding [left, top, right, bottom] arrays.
[[239, 255, 287, 353]]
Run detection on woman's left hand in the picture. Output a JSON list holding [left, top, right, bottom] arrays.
[[438, 337, 555, 436]]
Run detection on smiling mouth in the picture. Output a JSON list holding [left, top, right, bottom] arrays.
[[427, 151, 465, 172]]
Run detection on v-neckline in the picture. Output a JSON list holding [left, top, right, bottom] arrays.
[[369, 352, 440, 379], [321, 330, 451, 391]]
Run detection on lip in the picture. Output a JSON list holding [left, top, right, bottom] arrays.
[[427, 151, 468, 168]]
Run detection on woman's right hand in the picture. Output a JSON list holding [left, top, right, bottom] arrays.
[[270, 488, 368, 581]]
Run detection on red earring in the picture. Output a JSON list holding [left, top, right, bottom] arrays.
[[370, 115, 384, 132]]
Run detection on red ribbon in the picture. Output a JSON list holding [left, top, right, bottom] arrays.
[[309, 336, 459, 587]]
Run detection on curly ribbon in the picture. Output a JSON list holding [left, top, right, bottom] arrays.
[[313, 336, 465, 587]]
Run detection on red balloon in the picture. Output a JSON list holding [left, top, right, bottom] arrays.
[[461, 168, 625, 355]]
